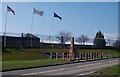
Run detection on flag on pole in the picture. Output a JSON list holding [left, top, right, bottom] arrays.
[[33, 8, 44, 16], [7, 5, 15, 15], [54, 12, 62, 20]]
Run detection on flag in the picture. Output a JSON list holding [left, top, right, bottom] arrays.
[[54, 12, 62, 20], [7, 5, 15, 15], [33, 8, 44, 16]]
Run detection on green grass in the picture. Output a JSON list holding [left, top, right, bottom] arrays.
[[2, 49, 50, 61], [2, 48, 120, 71], [2, 49, 120, 61], [2, 59, 70, 71], [77, 49, 120, 54], [95, 64, 120, 75]]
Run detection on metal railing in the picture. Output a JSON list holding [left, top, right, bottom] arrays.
[[0, 32, 116, 46]]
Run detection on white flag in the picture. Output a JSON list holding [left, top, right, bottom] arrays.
[[33, 8, 44, 16]]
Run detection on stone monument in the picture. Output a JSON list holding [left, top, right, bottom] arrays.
[[69, 37, 75, 60]]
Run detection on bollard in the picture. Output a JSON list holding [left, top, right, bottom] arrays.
[[107, 53, 109, 59], [92, 52, 93, 59], [50, 53, 52, 59], [93, 53, 95, 60], [87, 53, 88, 60], [88, 52, 90, 59], [88, 52, 90, 60], [80, 53, 82, 60], [97, 52, 100, 59], [94, 53, 96, 60], [56, 53, 58, 60], [85, 53, 88, 61], [92, 52, 94, 60], [83, 52, 85, 60], [77, 53, 79, 62], [67, 52, 69, 59], [62, 53, 65, 60], [90, 52, 92, 59], [96, 52, 98, 60], [79, 53, 81, 60], [100, 53, 103, 59], [109, 53, 111, 58], [69, 53, 72, 61], [72, 52, 75, 60], [89, 52, 91, 59]]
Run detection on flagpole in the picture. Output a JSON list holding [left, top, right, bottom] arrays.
[[31, 12, 34, 48], [52, 13, 54, 44], [4, 8, 8, 48]]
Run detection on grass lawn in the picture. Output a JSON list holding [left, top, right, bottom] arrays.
[[2, 59, 70, 71], [2, 48, 120, 61], [2, 48, 120, 71], [95, 64, 120, 75], [2, 48, 68, 61]]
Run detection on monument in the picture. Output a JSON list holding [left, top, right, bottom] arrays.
[[69, 37, 75, 60]]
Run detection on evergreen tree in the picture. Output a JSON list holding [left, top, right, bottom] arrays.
[[94, 31, 106, 48]]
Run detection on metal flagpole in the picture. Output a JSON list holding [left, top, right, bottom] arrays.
[[31, 12, 34, 48], [52, 13, 54, 44], [4, 8, 8, 48]]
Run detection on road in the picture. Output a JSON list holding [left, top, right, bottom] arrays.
[[2, 58, 119, 76]]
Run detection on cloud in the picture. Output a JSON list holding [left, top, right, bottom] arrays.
[[104, 33, 118, 40]]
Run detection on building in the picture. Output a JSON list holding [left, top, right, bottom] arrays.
[[2, 33, 40, 48]]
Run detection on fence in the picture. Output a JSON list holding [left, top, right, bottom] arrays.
[[0, 32, 116, 48], [47, 52, 118, 60]]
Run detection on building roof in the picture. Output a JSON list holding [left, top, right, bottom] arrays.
[[23, 33, 39, 38]]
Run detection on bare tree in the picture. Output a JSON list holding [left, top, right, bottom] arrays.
[[56, 31, 72, 44], [76, 35, 89, 45], [76, 37, 82, 44], [113, 36, 120, 48]]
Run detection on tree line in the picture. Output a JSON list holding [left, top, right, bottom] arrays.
[[56, 31, 120, 48]]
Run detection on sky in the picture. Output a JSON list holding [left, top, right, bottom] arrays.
[[1, 2, 119, 40], [1, 0, 120, 2]]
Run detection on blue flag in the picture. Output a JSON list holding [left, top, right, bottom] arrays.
[[54, 12, 62, 20]]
